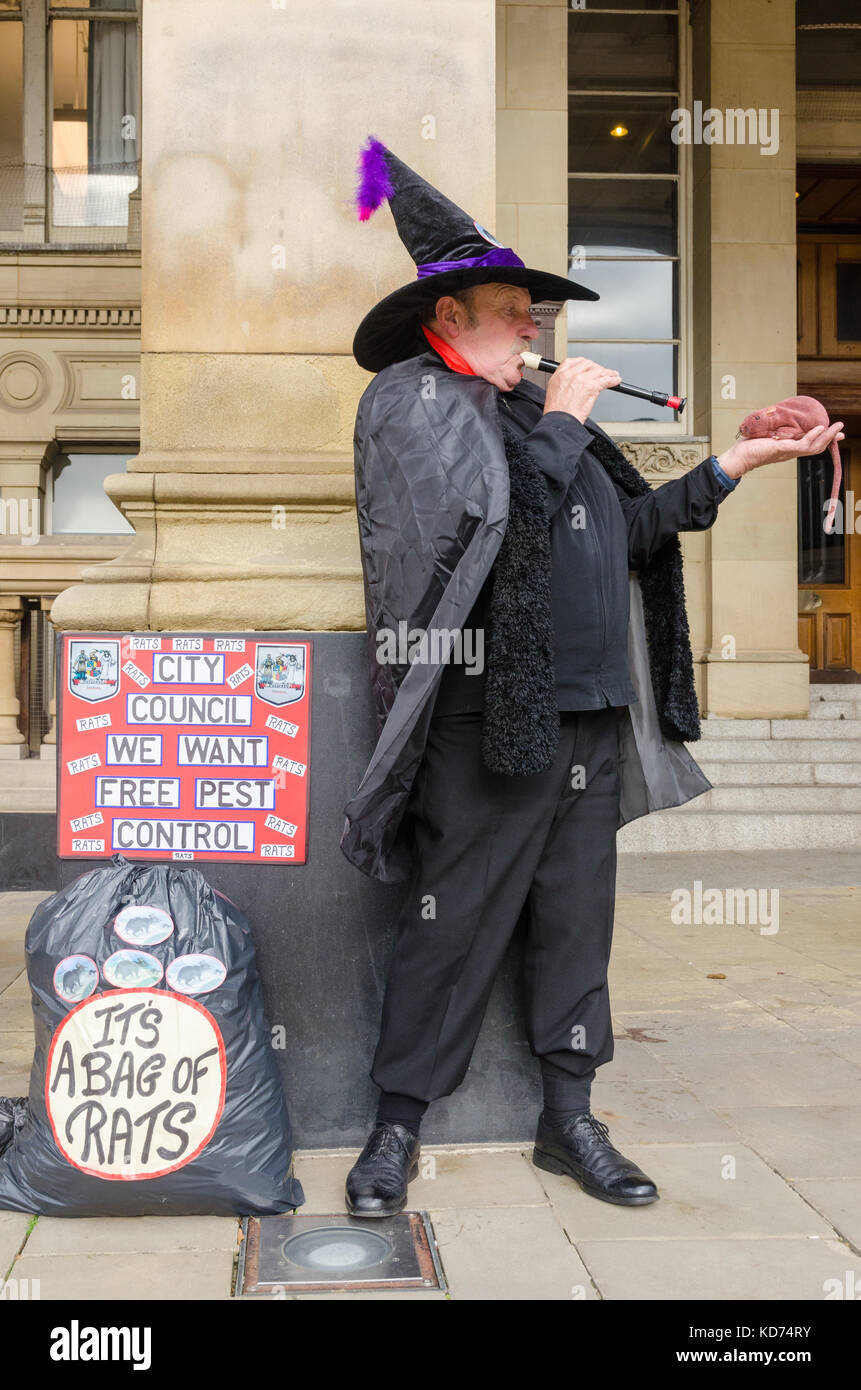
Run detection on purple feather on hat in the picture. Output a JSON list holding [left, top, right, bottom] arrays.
[[355, 136, 395, 221]]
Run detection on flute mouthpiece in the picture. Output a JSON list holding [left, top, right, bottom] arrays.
[[520, 350, 544, 371]]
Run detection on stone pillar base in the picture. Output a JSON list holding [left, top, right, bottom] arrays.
[[703, 652, 811, 718], [48, 469, 367, 634], [0, 744, 29, 761]]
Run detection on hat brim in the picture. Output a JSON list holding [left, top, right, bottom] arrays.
[[352, 265, 599, 373]]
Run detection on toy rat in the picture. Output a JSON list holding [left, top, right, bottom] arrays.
[[738, 396, 842, 533]]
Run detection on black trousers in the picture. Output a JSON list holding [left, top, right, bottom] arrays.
[[371, 706, 622, 1110]]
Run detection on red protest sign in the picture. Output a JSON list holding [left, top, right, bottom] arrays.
[[57, 633, 311, 864]]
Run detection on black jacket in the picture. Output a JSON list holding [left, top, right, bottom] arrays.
[[434, 377, 733, 716], [341, 351, 724, 883]]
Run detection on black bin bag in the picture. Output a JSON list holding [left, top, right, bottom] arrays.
[[0, 855, 305, 1216]]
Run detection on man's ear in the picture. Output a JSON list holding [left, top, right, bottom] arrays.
[[433, 295, 463, 339]]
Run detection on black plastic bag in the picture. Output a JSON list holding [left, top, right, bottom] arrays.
[[0, 1098, 28, 1159], [0, 855, 304, 1216]]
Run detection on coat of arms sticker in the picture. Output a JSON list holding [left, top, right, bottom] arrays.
[[67, 641, 120, 703], [254, 643, 306, 706]]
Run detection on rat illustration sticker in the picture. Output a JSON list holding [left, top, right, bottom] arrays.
[[166, 954, 227, 996], [113, 904, 175, 947], [103, 950, 164, 990], [53, 955, 99, 1005]]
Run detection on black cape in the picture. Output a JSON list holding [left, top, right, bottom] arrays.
[[341, 351, 712, 883]]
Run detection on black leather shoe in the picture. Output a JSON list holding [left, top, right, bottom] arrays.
[[532, 1111, 659, 1206], [345, 1121, 421, 1218]]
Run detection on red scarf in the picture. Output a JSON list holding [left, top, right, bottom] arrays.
[[421, 324, 476, 376]]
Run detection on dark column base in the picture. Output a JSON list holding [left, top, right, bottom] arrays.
[[7, 634, 544, 1146]]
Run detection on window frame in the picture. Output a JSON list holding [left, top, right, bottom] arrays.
[[0, 0, 140, 246], [47, 437, 138, 537], [567, 5, 693, 439]]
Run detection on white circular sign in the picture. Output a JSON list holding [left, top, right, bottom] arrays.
[[46, 989, 226, 1180]]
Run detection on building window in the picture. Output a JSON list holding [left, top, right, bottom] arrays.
[[50, 448, 135, 534], [50, 0, 139, 228], [0, 0, 139, 244], [567, 3, 685, 429], [0, 2, 25, 238], [797, 0, 861, 89]]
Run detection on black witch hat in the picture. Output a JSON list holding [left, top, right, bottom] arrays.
[[352, 136, 599, 373]]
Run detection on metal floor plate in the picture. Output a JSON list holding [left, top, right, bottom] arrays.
[[238, 1211, 445, 1294]]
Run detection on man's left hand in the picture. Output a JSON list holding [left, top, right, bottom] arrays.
[[716, 421, 845, 480]]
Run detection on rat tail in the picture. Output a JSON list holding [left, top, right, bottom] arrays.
[[824, 438, 842, 535]]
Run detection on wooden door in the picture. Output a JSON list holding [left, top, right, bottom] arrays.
[[798, 435, 861, 674]]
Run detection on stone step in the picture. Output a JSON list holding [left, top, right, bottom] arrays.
[[689, 737, 861, 762], [0, 791, 56, 812], [618, 811, 861, 852], [692, 785, 861, 812], [809, 683, 861, 701], [807, 701, 861, 720], [699, 718, 772, 739], [771, 718, 861, 739], [700, 716, 861, 738], [696, 761, 861, 786], [0, 760, 57, 788]]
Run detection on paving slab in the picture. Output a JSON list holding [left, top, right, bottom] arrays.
[[293, 1145, 550, 1215], [609, 979, 739, 1011], [8, 1250, 236, 1300], [617, 850, 861, 893], [538, 1141, 833, 1242], [591, 1083, 739, 1145], [0, 995, 33, 1032], [789, 1179, 861, 1252], [613, 1002, 799, 1056], [715, 1105, 861, 1181], [0, 1037, 34, 1093], [811, 1030, 861, 1067], [664, 1047, 861, 1109], [575, 1236, 857, 1301], [718, 970, 851, 1010], [0, 939, 26, 967], [412, 1147, 548, 1208], [0, 891, 50, 930], [600, 1036, 677, 1082], [428, 1205, 599, 1300], [769, 1003, 861, 1035], [290, 1149, 357, 1214], [0, 1211, 33, 1279], [25, 1214, 240, 1256]]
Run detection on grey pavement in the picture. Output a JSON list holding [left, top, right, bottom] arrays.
[[1, 851, 860, 1300]]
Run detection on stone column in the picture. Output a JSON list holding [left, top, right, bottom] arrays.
[[50, 0, 497, 635], [0, 600, 26, 759], [693, 0, 808, 717], [496, 0, 568, 359], [39, 595, 56, 756]]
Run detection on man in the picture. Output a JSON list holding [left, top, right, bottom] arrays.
[[341, 137, 843, 1216]]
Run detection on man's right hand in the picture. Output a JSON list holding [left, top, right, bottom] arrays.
[[542, 356, 622, 424]]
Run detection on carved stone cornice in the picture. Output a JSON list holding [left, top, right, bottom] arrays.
[[615, 441, 709, 479], [0, 306, 141, 329]]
